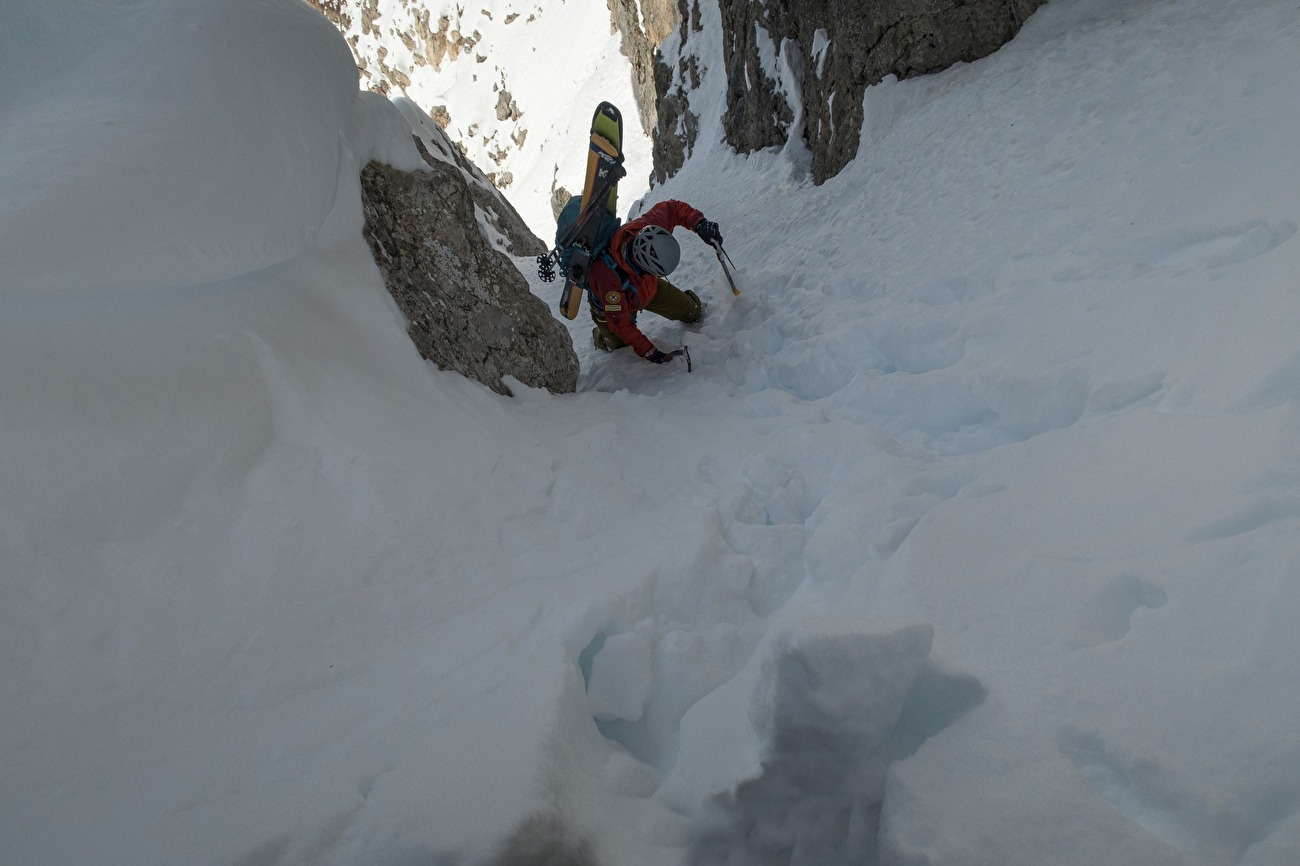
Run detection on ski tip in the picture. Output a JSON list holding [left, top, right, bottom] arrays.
[[593, 102, 623, 143]]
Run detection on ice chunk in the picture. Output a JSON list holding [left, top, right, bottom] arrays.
[[750, 620, 935, 762], [587, 633, 653, 722], [685, 622, 953, 866]]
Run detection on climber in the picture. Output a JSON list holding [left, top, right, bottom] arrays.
[[587, 199, 723, 364]]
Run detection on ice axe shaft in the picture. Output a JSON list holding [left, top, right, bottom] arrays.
[[711, 241, 740, 295], [665, 346, 692, 373]]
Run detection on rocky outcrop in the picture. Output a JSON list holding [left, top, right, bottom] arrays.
[[649, 2, 701, 186], [316, 0, 1045, 197], [399, 99, 545, 259], [360, 139, 577, 396], [608, 0, 685, 137], [308, 1, 529, 193], [653, 0, 1046, 184]]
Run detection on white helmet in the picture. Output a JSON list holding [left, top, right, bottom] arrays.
[[629, 225, 681, 276]]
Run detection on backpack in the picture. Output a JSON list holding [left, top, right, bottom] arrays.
[[554, 195, 633, 310], [555, 194, 622, 273]]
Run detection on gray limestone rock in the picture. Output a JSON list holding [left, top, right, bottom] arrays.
[[359, 148, 578, 396], [649, 1, 700, 186], [652, 0, 1046, 185], [607, 0, 685, 139], [410, 126, 544, 258]]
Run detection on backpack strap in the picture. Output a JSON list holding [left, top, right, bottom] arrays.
[[586, 251, 639, 318]]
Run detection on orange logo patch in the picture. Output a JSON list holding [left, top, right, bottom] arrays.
[[605, 291, 621, 304]]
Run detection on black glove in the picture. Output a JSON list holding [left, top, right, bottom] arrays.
[[645, 348, 685, 364], [695, 219, 723, 246]]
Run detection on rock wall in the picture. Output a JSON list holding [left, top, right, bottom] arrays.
[[360, 139, 578, 396], [399, 98, 546, 259], [608, 0, 685, 137], [649, 1, 700, 186], [306, 0, 534, 194], [653, 0, 1046, 184]]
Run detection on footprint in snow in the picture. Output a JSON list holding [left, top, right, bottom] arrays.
[[1068, 574, 1167, 649], [1142, 220, 1296, 271]]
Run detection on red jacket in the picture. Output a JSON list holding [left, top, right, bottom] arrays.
[[588, 199, 704, 358]]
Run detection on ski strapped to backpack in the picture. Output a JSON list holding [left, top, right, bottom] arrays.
[[537, 102, 626, 320]]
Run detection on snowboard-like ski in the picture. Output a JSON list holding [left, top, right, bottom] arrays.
[[537, 102, 626, 320]]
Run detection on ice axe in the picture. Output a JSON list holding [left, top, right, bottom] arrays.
[[710, 241, 741, 296], [663, 345, 692, 372]]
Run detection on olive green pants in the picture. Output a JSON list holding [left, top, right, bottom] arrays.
[[591, 279, 702, 351]]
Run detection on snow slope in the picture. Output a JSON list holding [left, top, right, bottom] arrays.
[[3, 0, 1300, 865]]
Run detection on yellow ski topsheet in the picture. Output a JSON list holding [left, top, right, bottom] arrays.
[[562, 105, 623, 320], [581, 133, 621, 215]]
